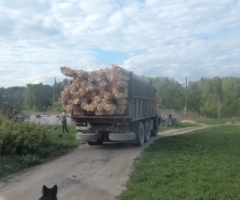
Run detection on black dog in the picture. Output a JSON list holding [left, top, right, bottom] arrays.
[[38, 185, 58, 200]]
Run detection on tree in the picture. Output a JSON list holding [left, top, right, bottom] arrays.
[[149, 77, 185, 111], [0, 86, 27, 121], [198, 77, 222, 117], [187, 81, 201, 112], [221, 77, 240, 117], [23, 83, 53, 111]]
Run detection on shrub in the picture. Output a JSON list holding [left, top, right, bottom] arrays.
[[0, 116, 52, 157], [0, 116, 82, 178]]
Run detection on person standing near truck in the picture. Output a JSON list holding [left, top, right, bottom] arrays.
[[60, 110, 69, 133]]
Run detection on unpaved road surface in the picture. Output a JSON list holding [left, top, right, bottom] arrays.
[[0, 125, 211, 200]]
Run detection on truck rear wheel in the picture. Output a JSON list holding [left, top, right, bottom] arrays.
[[144, 121, 150, 143], [135, 122, 144, 146], [151, 115, 159, 136]]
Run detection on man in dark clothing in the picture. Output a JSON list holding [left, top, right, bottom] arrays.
[[60, 110, 68, 133]]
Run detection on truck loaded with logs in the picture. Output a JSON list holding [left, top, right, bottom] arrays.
[[59, 65, 160, 146]]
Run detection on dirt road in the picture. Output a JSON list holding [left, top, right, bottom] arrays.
[[0, 125, 211, 200]]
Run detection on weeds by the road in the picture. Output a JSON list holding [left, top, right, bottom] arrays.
[[192, 116, 226, 125], [0, 116, 83, 179], [160, 121, 199, 131], [118, 125, 240, 200]]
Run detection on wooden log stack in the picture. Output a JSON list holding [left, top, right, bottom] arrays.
[[59, 65, 131, 116]]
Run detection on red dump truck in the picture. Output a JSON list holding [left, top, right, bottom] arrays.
[[60, 65, 160, 146]]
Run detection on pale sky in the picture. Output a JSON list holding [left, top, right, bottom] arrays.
[[0, 0, 240, 87]]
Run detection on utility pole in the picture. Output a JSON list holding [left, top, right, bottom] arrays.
[[218, 93, 220, 119], [184, 76, 187, 115], [52, 77, 56, 112]]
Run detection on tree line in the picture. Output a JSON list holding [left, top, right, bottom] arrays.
[[1, 76, 240, 118], [0, 79, 70, 117], [149, 76, 240, 118]]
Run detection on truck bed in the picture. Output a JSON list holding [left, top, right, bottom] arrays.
[[72, 71, 157, 123]]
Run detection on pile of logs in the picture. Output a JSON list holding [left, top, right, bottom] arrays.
[[58, 65, 130, 116]]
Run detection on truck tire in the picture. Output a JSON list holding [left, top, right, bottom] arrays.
[[151, 115, 159, 136], [76, 132, 100, 141], [109, 132, 135, 141], [144, 121, 150, 143], [135, 122, 144, 146]]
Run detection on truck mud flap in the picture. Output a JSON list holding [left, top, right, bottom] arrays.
[[151, 115, 159, 136], [76, 132, 101, 141], [109, 132, 135, 141]]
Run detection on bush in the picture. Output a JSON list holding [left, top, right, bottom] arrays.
[[0, 116, 52, 156], [200, 106, 217, 118], [0, 116, 82, 178]]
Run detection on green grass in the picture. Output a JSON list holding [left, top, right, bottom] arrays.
[[192, 116, 226, 125], [160, 122, 199, 131], [118, 125, 240, 200], [224, 117, 240, 124], [189, 116, 240, 125]]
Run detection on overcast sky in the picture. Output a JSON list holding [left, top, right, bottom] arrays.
[[0, 0, 239, 87]]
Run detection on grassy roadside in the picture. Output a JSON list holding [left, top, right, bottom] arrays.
[[193, 116, 226, 125], [118, 125, 240, 200], [160, 121, 199, 131], [0, 116, 83, 180], [189, 116, 240, 125]]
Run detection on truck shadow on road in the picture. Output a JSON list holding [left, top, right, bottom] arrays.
[[85, 137, 160, 151]]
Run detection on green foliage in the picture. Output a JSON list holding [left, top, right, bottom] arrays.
[[118, 125, 240, 200], [200, 105, 217, 118], [52, 101, 63, 112], [160, 122, 198, 130], [197, 77, 240, 118], [22, 79, 70, 111], [0, 87, 25, 119], [0, 116, 82, 178], [2, 76, 240, 118], [187, 81, 201, 112], [222, 77, 240, 97], [0, 79, 73, 113], [0, 116, 51, 156], [193, 116, 226, 125], [149, 77, 185, 111], [24, 83, 53, 111], [147, 76, 240, 118]]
